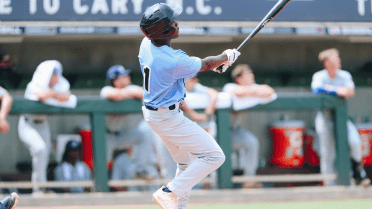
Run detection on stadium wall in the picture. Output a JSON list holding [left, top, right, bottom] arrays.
[[0, 36, 372, 75]]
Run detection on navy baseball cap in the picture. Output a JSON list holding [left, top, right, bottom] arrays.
[[106, 65, 131, 82], [65, 140, 82, 151]]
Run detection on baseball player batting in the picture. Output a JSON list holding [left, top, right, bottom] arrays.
[[138, 3, 240, 209]]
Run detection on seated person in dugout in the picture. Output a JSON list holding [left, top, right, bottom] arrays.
[[110, 149, 138, 192], [100, 65, 159, 184], [54, 140, 91, 193], [223, 64, 276, 188]]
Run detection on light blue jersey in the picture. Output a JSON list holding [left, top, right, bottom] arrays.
[[138, 38, 202, 109]]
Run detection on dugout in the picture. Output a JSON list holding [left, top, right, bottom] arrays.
[[0, 32, 371, 188], [0, 0, 371, 190]]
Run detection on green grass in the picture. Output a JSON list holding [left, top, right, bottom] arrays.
[[28, 199, 371, 209]]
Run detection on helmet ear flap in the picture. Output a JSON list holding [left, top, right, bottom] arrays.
[[163, 25, 177, 39], [163, 23, 175, 35]]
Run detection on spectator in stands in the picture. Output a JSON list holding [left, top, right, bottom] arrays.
[[54, 140, 91, 193], [18, 60, 77, 196], [223, 64, 276, 188], [312, 48, 370, 186], [0, 86, 13, 134], [100, 65, 159, 186], [0, 54, 17, 89]]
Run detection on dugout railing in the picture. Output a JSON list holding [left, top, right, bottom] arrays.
[[0, 93, 349, 192]]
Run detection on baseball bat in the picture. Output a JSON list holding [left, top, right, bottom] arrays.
[[217, 0, 292, 72]]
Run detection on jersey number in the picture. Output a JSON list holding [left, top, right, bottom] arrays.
[[144, 67, 151, 94]]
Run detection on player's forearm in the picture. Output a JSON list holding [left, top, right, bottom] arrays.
[[199, 54, 227, 72], [52, 91, 71, 102], [181, 102, 199, 118], [232, 86, 259, 98], [337, 87, 355, 98], [180, 102, 194, 115], [104, 89, 124, 100], [205, 89, 218, 114], [312, 86, 337, 96], [256, 85, 275, 98], [127, 88, 144, 100], [0, 93, 12, 120], [233, 85, 274, 98], [117, 89, 143, 100]]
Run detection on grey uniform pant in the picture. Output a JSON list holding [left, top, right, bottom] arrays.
[[18, 115, 51, 192], [231, 126, 260, 176], [315, 111, 362, 186]]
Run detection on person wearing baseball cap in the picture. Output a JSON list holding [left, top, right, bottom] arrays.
[[18, 60, 77, 196], [100, 65, 159, 189], [54, 140, 91, 193], [106, 65, 131, 86]]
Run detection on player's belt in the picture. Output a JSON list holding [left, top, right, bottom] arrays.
[[106, 130, 121, 136], [25, 117, 45, 124], [145, 104, 176, 111]]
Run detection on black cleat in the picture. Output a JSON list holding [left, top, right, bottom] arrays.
[[356, 177, 371, 187]]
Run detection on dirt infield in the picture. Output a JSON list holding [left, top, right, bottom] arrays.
[[7, 186, 372, 207], [15, 199, 372, 209]]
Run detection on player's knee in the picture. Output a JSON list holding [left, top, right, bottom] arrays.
[[33, 144, 47, 156], [137, 130, 150, 144], [250, 138, 259, 150], [214, 151, 225, 166]]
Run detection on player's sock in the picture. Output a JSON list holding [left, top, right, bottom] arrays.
[[351, 159, 362, 182], [162, 186, 172, 193]]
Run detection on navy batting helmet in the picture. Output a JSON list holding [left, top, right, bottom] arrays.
[[140, 3, 182, 40]]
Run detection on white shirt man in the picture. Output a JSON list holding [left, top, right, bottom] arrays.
[[311, 48, 370, 186]]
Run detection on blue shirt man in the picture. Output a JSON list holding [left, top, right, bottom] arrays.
[[138, 3, 240, 209], [139, 38, 201, 109]]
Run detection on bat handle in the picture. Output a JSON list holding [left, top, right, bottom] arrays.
[[216, 47, 242, 72]]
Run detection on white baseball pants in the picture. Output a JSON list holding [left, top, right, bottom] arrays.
[[315, 111, 362, 186], [152, 130, 177, 179], [142, 105, 225, 208], [18, 115, 51, 192]]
